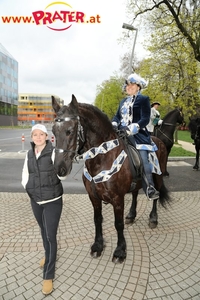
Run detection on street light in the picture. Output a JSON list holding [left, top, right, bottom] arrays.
[[122, 23, 138, 74]]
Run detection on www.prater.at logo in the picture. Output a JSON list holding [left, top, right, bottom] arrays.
[[32, 1, 101, 31]]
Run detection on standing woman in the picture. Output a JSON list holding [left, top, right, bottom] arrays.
[[22, 124, 65, 295]]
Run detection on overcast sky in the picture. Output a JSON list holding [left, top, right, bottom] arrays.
[[0, 0, 146, 105]]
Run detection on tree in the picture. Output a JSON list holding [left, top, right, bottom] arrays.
[[140, 28, 200, 116], [127, 0, 200, 62], [119, 52, 141, 78], [121, 0, 200, 118], [94, 75, 126, 119]]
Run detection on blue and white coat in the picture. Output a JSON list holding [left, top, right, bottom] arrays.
[[112, 93, 157, 151]]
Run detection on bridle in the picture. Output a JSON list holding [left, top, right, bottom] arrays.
[[54, 116, 85, 155]]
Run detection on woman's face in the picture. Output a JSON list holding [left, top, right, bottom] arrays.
[[126, 83, 140, 96], [31, 129, 47, 147]]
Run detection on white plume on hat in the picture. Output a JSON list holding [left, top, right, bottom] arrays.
[[128, 73, 148, 89], [31, 124, 48, 134]]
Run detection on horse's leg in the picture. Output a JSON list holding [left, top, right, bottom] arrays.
[[125, 190, 138, 224], [193, 143, 199, 170], [149, 199, 158, 229], [163, 169, 169, 177], [90, 198, 104, 258], [163, 148, 171, 177], [193, 156, 198, 170], [112, 198, 126, 263]]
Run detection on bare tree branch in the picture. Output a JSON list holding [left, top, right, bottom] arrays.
[[130, 0, 200, 61]]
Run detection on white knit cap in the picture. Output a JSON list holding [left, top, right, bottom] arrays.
[[31, 124, 48, 134]]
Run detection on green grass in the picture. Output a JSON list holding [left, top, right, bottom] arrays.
[[169, 145, 195, 157], [176, 130, 193, 143], [169, 130, 195, 157]]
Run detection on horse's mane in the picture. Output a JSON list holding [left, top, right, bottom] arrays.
[[78, 103, 112, 126], [77, 103, 113, 138], [58, 101, 112, 126], [162, 109, 178, 121]]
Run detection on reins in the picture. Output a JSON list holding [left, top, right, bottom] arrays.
[[161, 122, 176, 127]]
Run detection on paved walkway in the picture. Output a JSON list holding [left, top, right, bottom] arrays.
[[177, 140, 196, 153], [1, 191, 200, 300]]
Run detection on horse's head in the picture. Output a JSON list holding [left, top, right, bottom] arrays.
[[52, 94, 84, 177], [162, 107, 184, 127], [188, 117, 200, 140]]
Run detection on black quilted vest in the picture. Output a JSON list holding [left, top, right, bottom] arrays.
[[26, 140, 63, 203]]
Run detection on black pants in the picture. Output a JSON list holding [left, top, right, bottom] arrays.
[[31, 197, 63, 279]]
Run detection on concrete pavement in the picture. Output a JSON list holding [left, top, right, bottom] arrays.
[[0, 141, 200, 300]]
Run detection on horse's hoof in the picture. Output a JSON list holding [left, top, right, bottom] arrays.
[[163, 172, 169, 177], [193, 167, 199, 170], [149, 221, 158, 229], [125, 212, 136, 224], [90, 251, 102, 258], [112, 246, 126, 263], [112, 256, 125, 264], [125, 218, 135, 225]]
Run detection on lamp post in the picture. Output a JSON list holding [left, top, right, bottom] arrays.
[[122, 23, 138, 74]]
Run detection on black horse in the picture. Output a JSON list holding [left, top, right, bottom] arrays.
[[188, 117, 200, 170], [154, 108, 185, 176], [52, 95, 171, 263]]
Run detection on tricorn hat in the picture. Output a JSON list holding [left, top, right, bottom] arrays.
[[151, 102, 161, 107], [127, 73, 148, 89]]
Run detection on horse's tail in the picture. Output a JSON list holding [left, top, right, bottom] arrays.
[[159, 183, 171, 208]]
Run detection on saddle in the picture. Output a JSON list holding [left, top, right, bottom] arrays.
[[117, 130, 143, 190]]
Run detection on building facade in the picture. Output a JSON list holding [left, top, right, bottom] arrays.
[[18, 93, 64, 125], [0, 43, 18, 126]]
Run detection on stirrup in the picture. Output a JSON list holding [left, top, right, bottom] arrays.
[[147, 186, 159, 201]]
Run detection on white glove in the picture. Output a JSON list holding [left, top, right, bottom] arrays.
[[158, 119, 163, 125], [112, 121, 118, 127], [127, 123, 140, 135]]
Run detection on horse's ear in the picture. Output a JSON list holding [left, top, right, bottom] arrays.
[[70, 94, 79, 112], [52, 96, 61, 113], [71, 94, 78, 105]]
